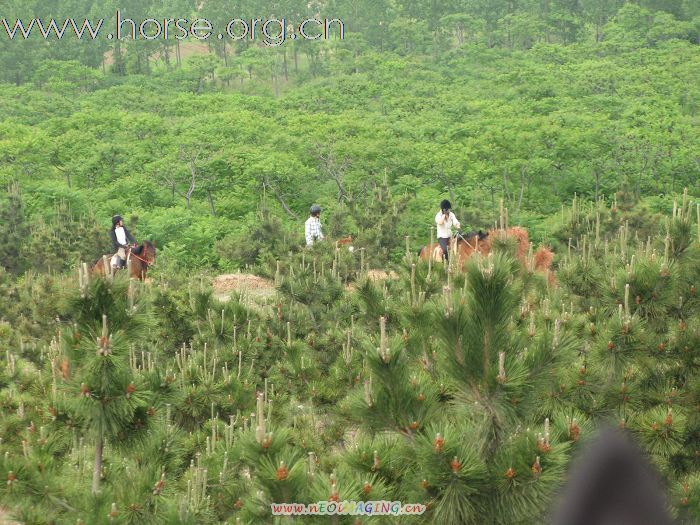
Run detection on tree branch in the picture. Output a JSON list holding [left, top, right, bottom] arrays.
[[263, 178, 299, 219]]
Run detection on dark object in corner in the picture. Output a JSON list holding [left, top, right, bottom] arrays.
[[551, 426, 673, 525]]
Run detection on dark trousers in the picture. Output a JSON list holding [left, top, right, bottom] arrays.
[[438, 237, 450, 261]]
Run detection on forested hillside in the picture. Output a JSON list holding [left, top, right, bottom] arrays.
[[1, 0, 699, 271], [1, 1, 700, 524]]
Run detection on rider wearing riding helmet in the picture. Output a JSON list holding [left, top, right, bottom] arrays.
[[435, 199, 461, 261], [109, 215, 136, 268], [305, 204, 324, 246]]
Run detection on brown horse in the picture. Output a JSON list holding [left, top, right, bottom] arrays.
[[92, 241, 157, 281], [419, 227, 554, 279], [418, 231, 490, 269], [478, 226, 554, 281]]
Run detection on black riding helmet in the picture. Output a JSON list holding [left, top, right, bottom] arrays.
[[310, 204, 322, 214], [440, 199, 451, 210], [112, 214, 123, 226]]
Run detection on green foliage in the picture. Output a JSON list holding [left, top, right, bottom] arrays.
[[1, 2, 698, 273], [0, 1, 700, 521], [0, 182, 29, 275], [215, 206, 299, 268], [0, 196, 699, 523]]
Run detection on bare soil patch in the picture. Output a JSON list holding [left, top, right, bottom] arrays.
[[366, 269, 399, 281], [344, 269, 399, 292], [212, 273, 276, 302]]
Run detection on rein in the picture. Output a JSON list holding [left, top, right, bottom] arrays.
[[129, 246, 154, 267], [455, 232, 478, 251]]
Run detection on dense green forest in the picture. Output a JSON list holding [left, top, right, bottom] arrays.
[[1, 0, 699, 270], [1, 0, 700, 524]]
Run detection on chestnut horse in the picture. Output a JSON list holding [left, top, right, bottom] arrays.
[[419, 227, 554, 278], [418, 230, 490, 268], [92, 241, 156, 281]]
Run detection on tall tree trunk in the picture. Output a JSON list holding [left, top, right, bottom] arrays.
[[502, 170, 511, 201], [282, 49, 289, 81], [92, 435, 103, 495], [207, 189, 217, 216], [516, 166, 526, 215], [113, 41, 124, 75], [273, 72, 279, 97], [668, 146, 674, 193]]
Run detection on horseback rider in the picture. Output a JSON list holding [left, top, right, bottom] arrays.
[[435, 199, 461, 261], [109, 215, 136, 269], [305, 204, 324, 246]]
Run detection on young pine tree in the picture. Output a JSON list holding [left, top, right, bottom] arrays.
[[57, 274, 155, 495]]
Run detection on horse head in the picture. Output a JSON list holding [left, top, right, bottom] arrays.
[[460, 230, 489, 242], [136, 240, 157, 265], [456, 230, 489, 249], [144, 240, 157, 264]]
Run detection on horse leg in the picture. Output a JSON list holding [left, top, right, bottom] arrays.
[[132, 261, 147, 281]]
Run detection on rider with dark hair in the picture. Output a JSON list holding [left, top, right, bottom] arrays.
[[109, 215, 136, 269], [435, 199, 461, 261], [305, 204, 324, 246]]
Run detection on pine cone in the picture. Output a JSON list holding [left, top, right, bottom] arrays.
[[433, 433, 445, 453], [276, 462, 289, 481]]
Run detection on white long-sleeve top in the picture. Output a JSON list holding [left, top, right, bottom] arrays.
[[435, 211, 460, 238], [305, 216, 324, 245], [115, 226, 128, 246]]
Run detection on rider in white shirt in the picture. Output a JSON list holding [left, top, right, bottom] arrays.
[[109, 215, 136, 268], [435, 199, 460, 261], [305, 204, 324, 246]]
